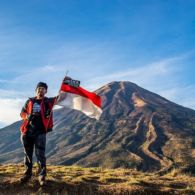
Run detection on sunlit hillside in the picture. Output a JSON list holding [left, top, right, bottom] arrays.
[[0, 164, 194, 194]]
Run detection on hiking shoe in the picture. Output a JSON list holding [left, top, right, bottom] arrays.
[[38, 175, 46, 186], [20, 174, 31, 183]]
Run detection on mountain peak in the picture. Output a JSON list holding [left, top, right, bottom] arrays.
[[96, 81, 139, 93], [1, 81, 195, 172]]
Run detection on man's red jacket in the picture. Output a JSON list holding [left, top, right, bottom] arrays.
[[20, 97, 56, 135]]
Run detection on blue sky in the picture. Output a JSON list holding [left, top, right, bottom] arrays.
[[0, 0, 195, 127]]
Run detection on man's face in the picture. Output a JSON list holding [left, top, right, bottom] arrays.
[[36, 87, 47, 98]]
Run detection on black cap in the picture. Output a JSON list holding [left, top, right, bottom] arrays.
[[36, 82, 48, 90]]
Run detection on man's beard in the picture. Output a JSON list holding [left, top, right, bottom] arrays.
[[38, 92, 44, 98]]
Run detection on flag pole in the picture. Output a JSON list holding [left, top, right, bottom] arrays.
[[45, 71, 69, 131]]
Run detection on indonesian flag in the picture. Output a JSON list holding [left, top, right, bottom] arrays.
[[54, 81, 102, 120]]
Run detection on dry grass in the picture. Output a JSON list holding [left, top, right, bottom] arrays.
[[0, 164, 195, 194]]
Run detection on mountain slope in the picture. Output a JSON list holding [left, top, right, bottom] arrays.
[[1, 164, 195, 194], [0, 81, 195, 172]]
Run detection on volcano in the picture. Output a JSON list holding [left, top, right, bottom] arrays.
[[1, 81, 195, 172]]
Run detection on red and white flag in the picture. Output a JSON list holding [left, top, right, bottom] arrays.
[[53, 81, 102, 120]]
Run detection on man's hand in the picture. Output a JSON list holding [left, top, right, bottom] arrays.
[[63, 76, 80, 88], [63, 76, 72, 82], [26, 114, 33, 121]]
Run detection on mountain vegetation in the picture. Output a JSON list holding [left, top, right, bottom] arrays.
[[0, 164, 194, 194]]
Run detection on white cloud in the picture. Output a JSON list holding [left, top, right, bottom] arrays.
[[0, 89, 26, 98], [84, 56, 183, 90], [0, 79, 11, 83], [157, 85, 195, 110], [0, 89, 28, 127], [0, 98, 25, 126]]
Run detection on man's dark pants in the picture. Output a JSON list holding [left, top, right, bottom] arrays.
[[21, 133, 46, 177]]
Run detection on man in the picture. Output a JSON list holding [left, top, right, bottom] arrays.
[[20, 82, 57, 185]]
